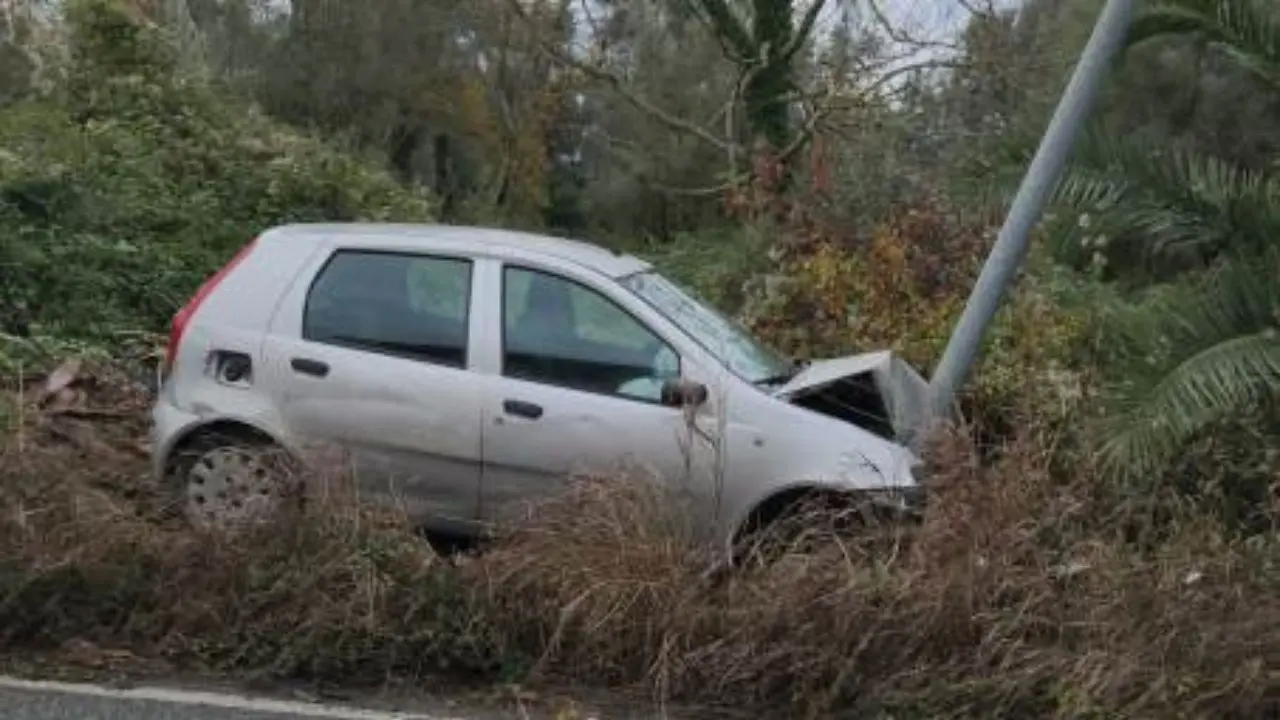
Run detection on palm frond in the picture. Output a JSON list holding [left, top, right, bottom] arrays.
[[1215, 0, 1280, 87], [1127, 0, 1280, 89], [1097, 254, 1280, 478], [1054, 132, 1280, 275], [1099, 330, 1280, 479], [1127, 0, 1231, 48]]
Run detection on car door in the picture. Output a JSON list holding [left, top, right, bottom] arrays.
[[262, 246, 485, 533], [479, 262, 710, 527]]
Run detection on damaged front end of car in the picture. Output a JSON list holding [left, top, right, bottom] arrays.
[[772, 350, 932, 515]]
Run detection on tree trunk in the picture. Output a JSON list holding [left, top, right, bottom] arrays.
[[388, 122, 423, 183], [696, 0, 801, 188], [433, 133, 457, 220], [746, 0, 795, 152]]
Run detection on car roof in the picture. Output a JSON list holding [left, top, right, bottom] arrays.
[[262, 223, 652, 279]]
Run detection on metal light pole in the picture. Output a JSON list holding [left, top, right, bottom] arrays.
[[926, 0, 1136, 421]]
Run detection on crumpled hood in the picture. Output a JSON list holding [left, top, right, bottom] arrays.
[[772, 350, 930, 452]]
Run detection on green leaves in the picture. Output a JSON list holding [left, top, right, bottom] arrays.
[[1054, 0, 1280, 481], [0, 0, 433, 343], [1096, 251, 1280, 479], [1055, 130, 1280, 280], [1126, 0, 1279, 89], [1056, 135, 1280, 480]]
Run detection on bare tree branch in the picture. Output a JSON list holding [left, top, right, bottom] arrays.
[[576, 0, 605, 46], [591, 128, 739, 197], [509, 0, 939, 197], [954, 0, 998, 19], [783, 0, 830, 62], [677, 0, 752, 64], [650, 71, 844, 197], [862, 57, 961, 94], [690, 0, 755, 59], [503, 0, 739, 152], [865, 0, 960, 53], [603, 49, 960, 199]]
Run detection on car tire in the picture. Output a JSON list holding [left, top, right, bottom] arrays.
[[731, 490, 904, 570], [732, 506, 830, 569], [167, 435, 302, 533]]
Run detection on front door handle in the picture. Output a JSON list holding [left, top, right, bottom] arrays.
[[291, 357, 330, 378], [503, 399, 543, 419]]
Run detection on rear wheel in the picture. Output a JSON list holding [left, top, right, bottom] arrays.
[[166, 432, 301, 532]]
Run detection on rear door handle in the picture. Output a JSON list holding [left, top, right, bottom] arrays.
[[503, 399, 543, 419], [291, 357, 330, 378]]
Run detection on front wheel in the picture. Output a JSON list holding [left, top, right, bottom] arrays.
[[731, 490, 916, 570]]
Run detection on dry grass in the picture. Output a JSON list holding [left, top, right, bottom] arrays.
[[0, 445, 503, 682], [1, 365, 1278, 719], [472, 428, 1280, 718]]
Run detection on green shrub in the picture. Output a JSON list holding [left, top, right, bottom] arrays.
[[0, 0, 434, 341]]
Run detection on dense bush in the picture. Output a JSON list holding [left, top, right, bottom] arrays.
[[0, 0, 433, 342]]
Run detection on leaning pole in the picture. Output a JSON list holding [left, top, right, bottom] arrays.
[[925, 0, 1136, 422]]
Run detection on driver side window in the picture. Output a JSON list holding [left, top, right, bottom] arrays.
[[502, 266, 679, 403]]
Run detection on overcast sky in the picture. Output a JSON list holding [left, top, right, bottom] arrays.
[[826, 0, 1026, 47], [564, 0, 1025, 63], [242, 0, 1020, 52]]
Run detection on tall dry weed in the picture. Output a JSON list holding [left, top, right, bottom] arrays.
[[0, 442, 501, 680], [470, 424, 1280, 718], [0, 385, 1276, 718]]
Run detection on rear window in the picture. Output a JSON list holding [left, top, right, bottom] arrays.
[[303, 250, 472, 368]]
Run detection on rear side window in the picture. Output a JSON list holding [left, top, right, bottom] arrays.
[[303, 250, 472, 368]]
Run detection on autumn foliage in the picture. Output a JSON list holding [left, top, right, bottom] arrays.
[[720, 170, 1094, 435]]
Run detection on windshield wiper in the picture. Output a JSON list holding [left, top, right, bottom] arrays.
[[754, 358, 809, 387], [752, 358, 803, 386], [754, 373, 793, 386]]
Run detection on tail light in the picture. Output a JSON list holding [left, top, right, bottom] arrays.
[[162, 238, 259, 375]]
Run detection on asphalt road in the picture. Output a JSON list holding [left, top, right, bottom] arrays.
[[0, 676, 479, 720], [0, 675, 698, 720]]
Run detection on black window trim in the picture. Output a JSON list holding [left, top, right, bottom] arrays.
[[499, 262, 683, 407], [302, 247, 476, 370]]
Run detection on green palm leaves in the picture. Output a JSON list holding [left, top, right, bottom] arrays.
[[1058, 0, 1280, 477], [1127, 0, 1278, 89]]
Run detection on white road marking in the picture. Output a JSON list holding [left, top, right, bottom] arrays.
[[0, 675, 468, 719]]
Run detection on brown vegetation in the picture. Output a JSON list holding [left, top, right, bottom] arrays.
[[2, 2, 1278, 717], [1, 363, 1276, 719]]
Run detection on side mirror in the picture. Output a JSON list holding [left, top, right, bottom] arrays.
[[660, 377, 708, 408]]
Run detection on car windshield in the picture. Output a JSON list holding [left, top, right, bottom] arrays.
[[620, 270, 794, 385]]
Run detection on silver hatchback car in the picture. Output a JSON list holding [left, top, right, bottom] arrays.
[[151, 223, 927, 554]]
